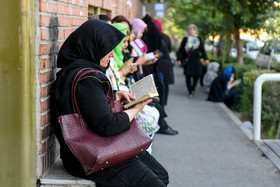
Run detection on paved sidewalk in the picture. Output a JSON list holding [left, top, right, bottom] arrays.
[[153, 67, 280, 187]]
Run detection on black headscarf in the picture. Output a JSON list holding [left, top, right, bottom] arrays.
[[52, 19, 125, 116], [142, 14, 162, 53], [207, 74, 228, 102], [57, 19, 125, 71]]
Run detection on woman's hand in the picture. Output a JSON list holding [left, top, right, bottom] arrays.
[[135, 54, 148, 65], [131, 64, 138, 73], [124, 99, 152, 122], [115, 91, 136, 102], [177, 60, 182, 66], [119, 61, 133, 77], [133, 99, 152, 112], [231, 80, 240, 87], [144, 58, 158, 65]]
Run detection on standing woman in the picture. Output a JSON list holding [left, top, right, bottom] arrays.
[[51, 19, 168, 187], [152, 18, 174, 106], [177, 24, 209, 97]]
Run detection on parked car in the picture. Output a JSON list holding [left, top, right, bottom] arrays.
[[231, 40, 261, 60], [255, 40, 280, 69]]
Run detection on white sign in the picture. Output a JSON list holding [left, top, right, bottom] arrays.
[[154, 3, 164, 11]]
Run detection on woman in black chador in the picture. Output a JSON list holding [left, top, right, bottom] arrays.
[[177, 24, 209, 97], [50, 19, 169, 187]]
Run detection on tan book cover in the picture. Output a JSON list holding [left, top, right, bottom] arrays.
[[124, 74, 159, 109]]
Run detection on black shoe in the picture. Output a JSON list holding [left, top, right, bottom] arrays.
[[157, 127, 178, 135], [169, 127, 179, 134]]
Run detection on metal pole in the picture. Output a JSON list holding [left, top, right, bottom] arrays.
[[253, 73, 280, 141]]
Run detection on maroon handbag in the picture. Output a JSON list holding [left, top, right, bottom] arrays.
[[58, 68, 152, 175]]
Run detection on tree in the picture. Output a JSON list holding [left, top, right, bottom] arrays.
[[214, 0, 277, 64], [168, 0, 279, 64], [168, 0, 224, 40]]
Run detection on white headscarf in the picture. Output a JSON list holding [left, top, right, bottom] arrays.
[[185, 24, 200, 52], [203, 62, 220, 86]]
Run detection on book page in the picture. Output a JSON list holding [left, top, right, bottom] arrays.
[[130, 74, 158, 99]]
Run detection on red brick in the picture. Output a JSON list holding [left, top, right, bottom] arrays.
[[57, 0, 69, 3], [58, 29, 64, 40], [40, 15, 50, 27], [40, 70, 54, 84], [89, 0, 102, 7], [40, 97, 51, 113], [74, 7, 87, 17], [46, 134, 55, 149], [39, 134, 55, 154], [39, 43, 51, 55], [72, 18, 86, 26], [57, 4, 65, 14], [64, 28, 74, 38], [40, 123, 53, 140], [39, 141, 47, 154], [40, 83, 52, 98], [40, 58, 51, 70], [41, 29, 49, 40], [58, 17, 72, 27], [40, 111, 51, 126], [38, 145, 56, 177], [103, 0, 113, 10], [76, 0, 88, 8], [39, 1, 46, 12]]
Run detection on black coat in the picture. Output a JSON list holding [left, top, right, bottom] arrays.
[[142, 14, 166, 106], [207, 74, 228, 102], [157, 33, 174, 85], [177, 36, 208, 76]]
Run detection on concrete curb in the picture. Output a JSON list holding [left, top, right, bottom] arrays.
[[217, 102, 253, 141]]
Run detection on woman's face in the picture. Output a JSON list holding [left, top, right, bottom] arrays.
[[121, 21, 129, 28], [122, 36, 129, 51], [189, 27, 196, 36], [230, 73, 235, 81], [100, 50, 114, 67], [137, 31, 143, 39], [130, 31, 136, 42]]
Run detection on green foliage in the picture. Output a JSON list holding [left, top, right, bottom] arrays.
[[215, 59, 280, 138], [168, 0, 224, 40], [168, 0, 279, 63], [262, 3, 280, 39], [239, 69, 280, 139]]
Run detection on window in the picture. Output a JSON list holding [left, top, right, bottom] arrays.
[[88, 5, 110, 17]]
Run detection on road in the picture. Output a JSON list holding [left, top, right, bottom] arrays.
[[153, 66, 280, 187]]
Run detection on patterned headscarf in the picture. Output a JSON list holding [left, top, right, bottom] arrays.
[[129, 18, 147, 38]]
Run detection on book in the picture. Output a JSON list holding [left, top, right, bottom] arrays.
[[130, 38, 148, 56], [146, 52, 155, 61], [124, 74, 159, 109]]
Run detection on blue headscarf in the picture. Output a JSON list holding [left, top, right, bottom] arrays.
[[222, 66, 235, 81]]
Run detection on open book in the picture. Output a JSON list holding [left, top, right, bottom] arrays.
[[124, 74, 159, 109]]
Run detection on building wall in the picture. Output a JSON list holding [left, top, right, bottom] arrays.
[[37, 0, 144, 178], [37, 0, 88, 177]]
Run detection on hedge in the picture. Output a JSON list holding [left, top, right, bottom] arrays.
[[239, 69, 280, 139]]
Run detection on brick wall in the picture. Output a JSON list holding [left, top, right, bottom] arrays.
[[37, 0, 88, 177], [37, 0, 144, 178]]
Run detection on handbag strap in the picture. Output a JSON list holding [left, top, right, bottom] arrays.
[[71, 68, 115, 116]]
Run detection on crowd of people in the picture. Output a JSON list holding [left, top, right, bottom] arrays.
[[51, 14, 177, 187], [50, 12, 241, 186]]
